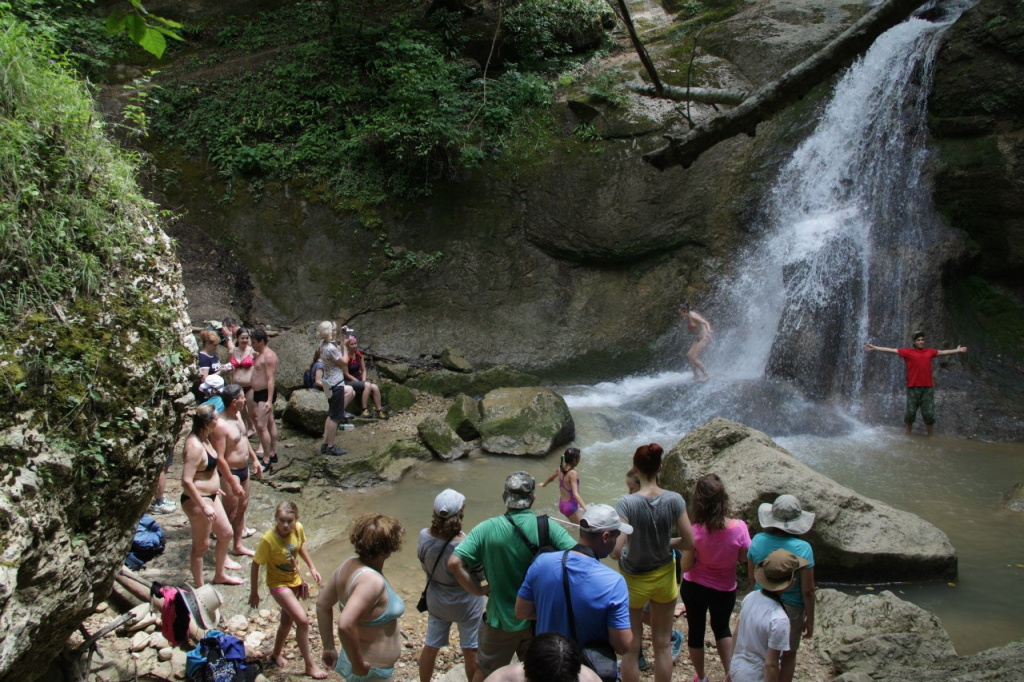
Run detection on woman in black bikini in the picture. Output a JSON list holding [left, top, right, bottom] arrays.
[[181, 404, 243, 586]]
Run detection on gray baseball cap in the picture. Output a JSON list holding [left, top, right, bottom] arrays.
[[503, 471, 536, 510]]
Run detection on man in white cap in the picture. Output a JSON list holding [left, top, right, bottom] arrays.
[[746, 495, 816, 682], [515, 504, 633, 657], [449, 472, 577, 682], [417, 488, 485, 682]]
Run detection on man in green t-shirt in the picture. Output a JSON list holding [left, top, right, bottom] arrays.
[[449, 471, 576, 682]]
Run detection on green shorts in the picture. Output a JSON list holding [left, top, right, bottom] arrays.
[[904, 387, 935, 426]]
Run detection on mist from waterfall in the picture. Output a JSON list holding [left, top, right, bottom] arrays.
[[567, 1, 973, 439]]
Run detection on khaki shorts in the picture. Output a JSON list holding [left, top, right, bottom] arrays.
[[476, 620, 532, 677], [782, 602, 805, 654], [623, 560, 679, 609]]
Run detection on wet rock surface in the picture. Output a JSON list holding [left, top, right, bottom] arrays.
[[813, 588, 1024, 681], [662, 418, 958, 581], [479, 387, 576, 456]]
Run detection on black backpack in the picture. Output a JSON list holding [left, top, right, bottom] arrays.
[[504, 512, 556, 561], [303, 361, 323, 389]]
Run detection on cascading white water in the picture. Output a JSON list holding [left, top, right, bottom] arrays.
[[714, 1, 972, 402], [566, 1, 973, 438]]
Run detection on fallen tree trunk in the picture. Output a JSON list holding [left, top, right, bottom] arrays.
[[629, 83, 748, 105], [643, 0, 928, 170]]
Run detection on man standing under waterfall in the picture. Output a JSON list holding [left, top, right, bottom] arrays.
[[863, 332, 967, 436]]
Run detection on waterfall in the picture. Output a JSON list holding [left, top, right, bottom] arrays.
[[566, 2, 973, 439], [710, 1, 972, 404]]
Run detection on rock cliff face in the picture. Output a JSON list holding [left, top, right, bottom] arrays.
[[146, 0, 1021, 435], [0, 30, 194, 682]]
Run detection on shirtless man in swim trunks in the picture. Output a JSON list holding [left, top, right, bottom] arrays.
[[210, 384, 263, 557], [679, 304, 712, 382], [250, 328, 279, 469]]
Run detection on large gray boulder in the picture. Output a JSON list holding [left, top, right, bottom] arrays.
[[813, 588, 956, 678], [814, 588, 1024, 680], [282, 389, 327, 436], [418, 417, 471, 461], [266, 324, 318, 394], [662, 419, 957, 581], [446, 394, 483, 441], [479, 387, 575, 456]]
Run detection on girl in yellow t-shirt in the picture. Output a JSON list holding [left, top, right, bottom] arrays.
[[249, 501, 326, 679]]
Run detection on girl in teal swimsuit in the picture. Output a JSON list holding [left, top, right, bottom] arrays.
[[316, 514, 406, 681]]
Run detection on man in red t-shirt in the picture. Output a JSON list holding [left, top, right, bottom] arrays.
[[864, 332, 967, 436]]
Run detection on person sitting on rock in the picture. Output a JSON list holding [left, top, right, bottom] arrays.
[[746, 495, 816, 682], [343, 335, 386, 420]]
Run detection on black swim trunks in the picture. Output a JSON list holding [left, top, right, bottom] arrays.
[[230, 466, 249, 483], [251, 387, 275, 404]]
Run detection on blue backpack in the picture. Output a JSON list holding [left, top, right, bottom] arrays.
[[125, 514, 165, 569], [186, 631, 260, 682], [303, 360, 323, 389]]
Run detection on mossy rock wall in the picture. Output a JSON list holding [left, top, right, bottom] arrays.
[[0, 27, 194, 682]]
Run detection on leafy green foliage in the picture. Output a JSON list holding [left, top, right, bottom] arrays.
[[504, 0, 612, 68], [147, 0, 611, 206], [0, 20, 190, 528], [105, 0, 183, 59], [0, 0, 132, 76]]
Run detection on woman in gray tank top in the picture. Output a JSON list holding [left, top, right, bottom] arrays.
[[612, 443, 695, 682]]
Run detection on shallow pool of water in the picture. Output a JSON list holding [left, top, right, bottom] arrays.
[[312, 392, 1023, 656]]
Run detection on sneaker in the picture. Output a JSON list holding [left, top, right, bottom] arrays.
[[671, 629, 683, 662], [325, 445, 347, 456], [374, 409, 389, 420], [320, 442, 328, 454], [149, 498, 175, 515], [343, 412, 355, 420]]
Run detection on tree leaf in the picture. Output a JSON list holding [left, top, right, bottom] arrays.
[[138, 28, 167, 59], [152, 25, 185, 42], [125, 14, 147, 43], [105, 11, 128, 35]]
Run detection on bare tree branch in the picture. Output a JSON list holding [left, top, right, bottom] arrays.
[[643, 0, 927, 170], [607, 0, 664, 93]]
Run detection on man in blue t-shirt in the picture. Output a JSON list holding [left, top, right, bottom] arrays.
[[515, 504, 633, 656], [746, 494, 816, 682]]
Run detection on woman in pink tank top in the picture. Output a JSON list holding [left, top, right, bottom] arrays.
[[680, 474, 751, 682]]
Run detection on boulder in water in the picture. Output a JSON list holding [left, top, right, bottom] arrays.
[[479, 387, 575, 456], [813, 588, 956, 678], [418, 417, 471, 461], [446, 394, 482, 441], [1003, 482, 1024, 512], [662, 418, 957, 581]]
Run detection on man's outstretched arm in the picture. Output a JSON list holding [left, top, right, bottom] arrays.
[[863, 343, 899, 355], [937, 346, 968, 356]]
